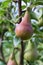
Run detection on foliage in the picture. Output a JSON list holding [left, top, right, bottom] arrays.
[[0, 0, 43, 65]]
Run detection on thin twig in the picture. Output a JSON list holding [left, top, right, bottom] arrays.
[[14, 47, 21, 51]]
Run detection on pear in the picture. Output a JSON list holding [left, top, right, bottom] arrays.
[[24, 41, 38, 62], [15, 10, 33, 40], [7, 54, 17, 65]]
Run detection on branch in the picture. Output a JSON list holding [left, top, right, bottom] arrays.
[[14, 47, 21, 51], [18, 0, 24, 65], [20, 40, 24, 65], [18, 0, 22, 23]]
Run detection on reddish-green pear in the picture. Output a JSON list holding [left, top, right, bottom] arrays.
[[24, 41, 38, 62], [15, 10, 33, 40], [7, 54, 17, 65]]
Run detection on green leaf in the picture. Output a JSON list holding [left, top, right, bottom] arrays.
[[33, 1, 43, 5], [13, 35, 21, 47], [4, 31, 12, 37], [0, 61, 5, 65], [1, 0, 12, 8], [3, 39, 13, 62], [22, 0, 30, 4], [30, 11, 38, 21], [22, 5, 26, 10], [0, 9, 5, 16]]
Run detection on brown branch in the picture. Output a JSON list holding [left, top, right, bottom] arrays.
[[18, 0, 24, 65], [20, 40, 24, 65], [18, 0, 22, 23]]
